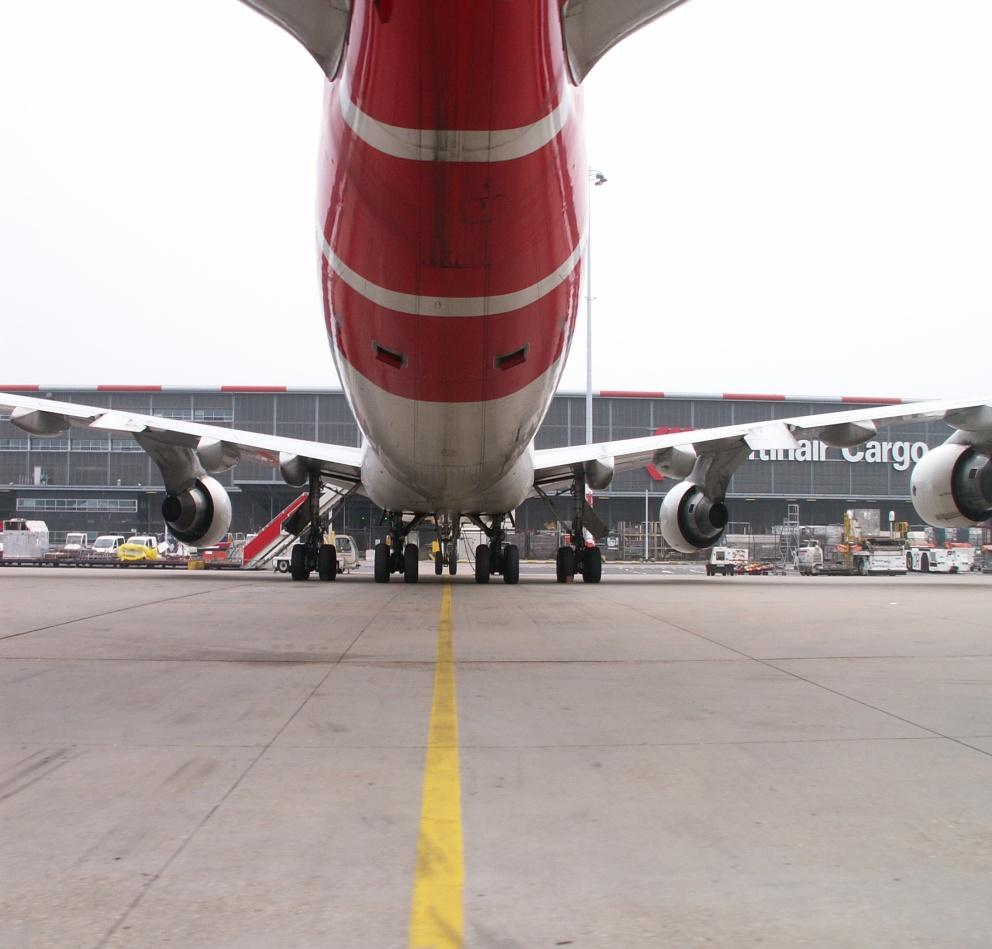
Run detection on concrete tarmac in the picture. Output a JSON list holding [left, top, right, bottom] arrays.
[[1, 566, 991, 948]]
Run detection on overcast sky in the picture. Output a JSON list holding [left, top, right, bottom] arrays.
[[1, 1, 989, 399]]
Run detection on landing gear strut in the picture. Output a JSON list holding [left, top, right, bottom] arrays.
[[542, 473, 602, 584], [434, 516, 460, 576], [373, 513, 425, 584], [467, 514, 520, 585], [289, 471, 336, 582]]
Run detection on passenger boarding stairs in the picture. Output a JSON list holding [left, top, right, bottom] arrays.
[[242, 483, 356, 570]]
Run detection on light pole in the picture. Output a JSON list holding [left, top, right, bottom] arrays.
[[586, 167, 607, 444]]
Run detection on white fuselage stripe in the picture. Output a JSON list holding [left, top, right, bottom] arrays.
[[318, 231, 585, 317], [337, 72, 573, 164]]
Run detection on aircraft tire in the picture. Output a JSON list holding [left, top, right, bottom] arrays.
[[921, 554, 930, 573], [582, 546, 603, 584], [374, 543, 390, 583], [290, 544, 310, 582], [404, 544, 419, 583], [475, 544, 491, 584], [503, 544, 519, 585], [318, 545, 337, 582], [555, 546, 575, 583], [448, 550, 458, 575], [435, 552, 443, 575]]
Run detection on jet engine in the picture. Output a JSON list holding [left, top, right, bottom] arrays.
[[910, 443, 992, 528], [161, 476, 232, 548], [659, 480, 730, 553]]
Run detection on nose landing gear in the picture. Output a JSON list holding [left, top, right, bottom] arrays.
[[433, 516, 461, 577]]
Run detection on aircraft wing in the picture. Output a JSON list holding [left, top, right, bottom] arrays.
[[532, 397, 992, 499], [0, 391, 363, 490]]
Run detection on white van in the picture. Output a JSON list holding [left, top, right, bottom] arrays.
[[706, 547, 747, 576], [91, 534, 127, 558]]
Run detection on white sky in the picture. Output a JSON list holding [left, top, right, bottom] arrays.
[[1, 1, 989, 399]]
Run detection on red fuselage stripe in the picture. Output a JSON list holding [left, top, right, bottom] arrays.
[[317, 0, 584, 407], [320, 111, 584, 298], [326, 276, 578, 403]]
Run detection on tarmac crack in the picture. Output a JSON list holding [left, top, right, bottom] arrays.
[[0, 746, 76, 802], [607, 594, 992, 764], [90, 587, 401, 949], [0, 588, 231, 643]]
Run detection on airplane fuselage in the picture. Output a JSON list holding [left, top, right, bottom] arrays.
[[317, 0, 586, 513]]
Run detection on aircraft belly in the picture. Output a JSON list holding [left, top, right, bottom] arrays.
[[344, 359, 558, 513]]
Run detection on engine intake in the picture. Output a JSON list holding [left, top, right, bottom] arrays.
[[910, 443, 992, 527], [162, 476, 232, 548], [659, 480, 729, 553]]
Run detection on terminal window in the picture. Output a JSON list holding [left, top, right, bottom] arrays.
[[16, 498, 139, 513]]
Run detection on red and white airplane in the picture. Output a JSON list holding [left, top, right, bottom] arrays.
[[2, 0, 990, 584]]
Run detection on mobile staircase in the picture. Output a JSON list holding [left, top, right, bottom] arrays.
[[777, 503, 801, 573], [242, 483, 357, 570]]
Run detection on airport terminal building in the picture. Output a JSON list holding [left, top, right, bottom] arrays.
[[0, 387, 952, 548]]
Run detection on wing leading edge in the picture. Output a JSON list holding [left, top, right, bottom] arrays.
[[0, 392, 363, 491], [532, 397, 992, 500]]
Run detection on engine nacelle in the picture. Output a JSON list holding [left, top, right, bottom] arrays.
[[910, 443, 992, 528], [161, 476, 232, 548], [659, 480, 730, 553]]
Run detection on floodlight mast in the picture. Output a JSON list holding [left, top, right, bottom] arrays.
[[586, 168, 607, 445]]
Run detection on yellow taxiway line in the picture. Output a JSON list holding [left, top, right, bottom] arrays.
[[409, 582, 464, 948]]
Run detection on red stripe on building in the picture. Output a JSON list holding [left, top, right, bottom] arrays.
[[599, 390, 666, 399], [96, 385, 163, 392], [344, 0, 565, 130], [723, 392, 786, 401], [841, 396, 902, 405], [0, 384, 41, 391]]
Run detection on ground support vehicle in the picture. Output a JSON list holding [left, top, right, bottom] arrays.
[[740, 561, 776, 575], [906, 545, 973, 574], [795, 544, 824, 576], [706, 546, 747, 576], [0, 519, 50, 559], [238, 482, 357, 580], [856, 539, 908, 575], [273, 534, 360, 575], [819, 538, 907, 576]]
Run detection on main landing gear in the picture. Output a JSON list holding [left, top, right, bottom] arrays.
[[542, 472, 602, 584], [289, 472, 336, 582], [467, 514, 520, 585], [373, 513, 425, 584]]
